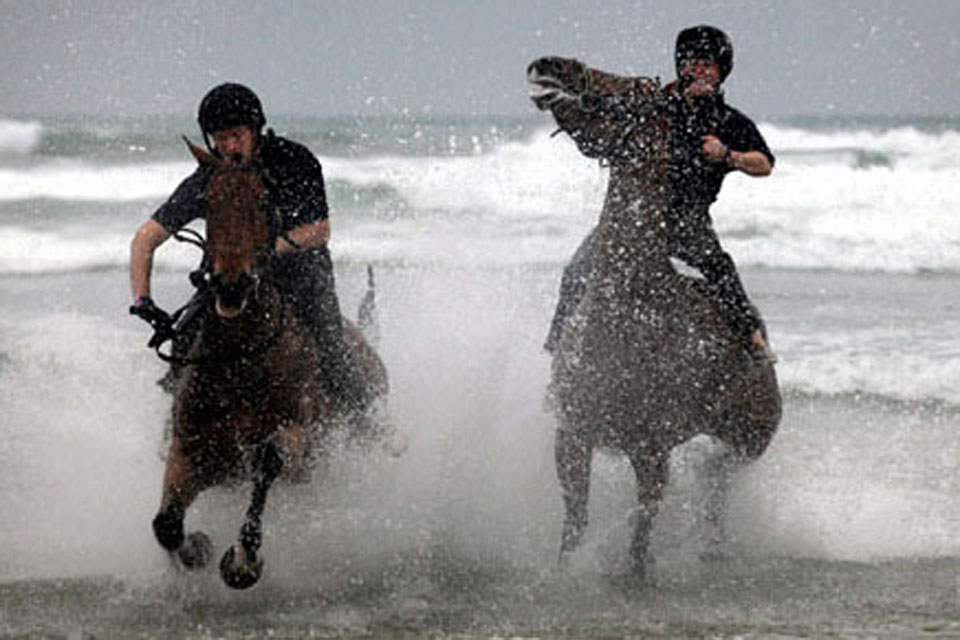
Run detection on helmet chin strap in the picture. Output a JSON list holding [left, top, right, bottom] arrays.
[[202, 131, 217, 156]]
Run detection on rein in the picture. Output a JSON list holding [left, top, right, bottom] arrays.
[[154, 288, 290, 368]]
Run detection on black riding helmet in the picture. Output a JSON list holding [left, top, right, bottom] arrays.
[[675, 25, 733, 82], [197, 83, 266, 137]]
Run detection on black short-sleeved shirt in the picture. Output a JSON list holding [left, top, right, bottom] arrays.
[[666, 92, 775, 207], [152, 131, 328, 234]]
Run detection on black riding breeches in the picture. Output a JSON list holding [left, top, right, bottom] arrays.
[[276, 257, 371, 412], [545, 208, 761, 353], [664, 205, 762, 339]]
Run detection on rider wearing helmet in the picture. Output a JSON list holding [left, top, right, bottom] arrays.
[[544, 25, 776, 361], [129, 82, 369, 409]]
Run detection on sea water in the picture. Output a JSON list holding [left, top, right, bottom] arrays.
[[2, 113, 960, 637]]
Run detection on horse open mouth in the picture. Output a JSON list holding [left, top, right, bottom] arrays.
[[527, 64, 576, 107], [215, 296, 247, 319], [527, 66, 561, 96], [212, 273, 255, 319]]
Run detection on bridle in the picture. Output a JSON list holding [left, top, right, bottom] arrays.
[[148, 164, 295, 367]]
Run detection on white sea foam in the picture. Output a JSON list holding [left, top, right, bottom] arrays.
[[0, 160, 193, 202], [0, 225, 202, 274], [1, 123, 958, 274], [0, 118, 43, 155]]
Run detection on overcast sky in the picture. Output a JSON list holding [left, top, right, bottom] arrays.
[[2, 0, 957, 119]]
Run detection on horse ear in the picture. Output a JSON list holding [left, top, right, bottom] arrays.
[[183, 136, 219, 167]]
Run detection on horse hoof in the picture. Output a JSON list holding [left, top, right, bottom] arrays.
[[152, 511, 184, 552], [219, 545, 263, 590], [178, 531, 213, 570]]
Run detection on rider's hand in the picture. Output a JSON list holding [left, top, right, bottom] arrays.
[[130, 296, 174, 344], [702, 135, 729, 165]]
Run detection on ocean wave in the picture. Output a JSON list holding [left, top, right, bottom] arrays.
[[0, 160, 193, 202], [779, 352, 960, 407], [0, 225, 201, 275], [0, 119, 43, 155], [1, 121, 958, 274], [761, 122, 960, 157]]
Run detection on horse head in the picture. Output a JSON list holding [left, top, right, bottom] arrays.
[[527, 57, 593, 109], [528, 56, 671, 174], [186, 139, 272, 320]]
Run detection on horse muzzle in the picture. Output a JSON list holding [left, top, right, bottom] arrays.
[[211, 272, 257, 319]]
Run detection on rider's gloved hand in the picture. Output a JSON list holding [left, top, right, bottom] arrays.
[[129, 295, 174, 346]]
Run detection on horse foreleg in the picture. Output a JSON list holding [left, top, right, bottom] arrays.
[[701, 443, 740, 560], [626, 448, 668, 577], [273, 423, 312, 483], [153, 433, 200, 553], [555, 426, 592, 560], [219, 441, 283, 590]]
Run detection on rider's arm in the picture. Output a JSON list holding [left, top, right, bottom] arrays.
[[275, 219, 330, 255], [269, 138, 331, 255], [130, 167, 207, 304], [702, 136, 772, 177], [727, 149, 773, 176], [706, 109, 775, 178], [130, 219, 171, 303]]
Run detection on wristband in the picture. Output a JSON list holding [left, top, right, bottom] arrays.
[[134, 295, 153, 307]]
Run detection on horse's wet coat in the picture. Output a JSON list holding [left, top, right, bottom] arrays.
[[530, 57, 781, 574], [151, 141, 389, 588]]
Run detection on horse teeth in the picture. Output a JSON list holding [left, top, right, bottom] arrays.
[[528, 85, 557, 99]]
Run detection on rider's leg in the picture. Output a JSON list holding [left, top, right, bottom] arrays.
[[545, 227, 598, 354], [275, 250, 371, 412], [153, 433, 201, 551], [667, 209, 771, 357]]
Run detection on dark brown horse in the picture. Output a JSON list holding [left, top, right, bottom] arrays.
[[529, 57, 781, 576], [151, 141, 389, 589]]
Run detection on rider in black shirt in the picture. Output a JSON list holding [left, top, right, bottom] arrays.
[[129, 83, 369, 409], [545, 26, 776, 361]]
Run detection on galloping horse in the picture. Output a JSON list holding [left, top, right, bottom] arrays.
[[150, 140, 389, 589], [529, 57, 781, 576]]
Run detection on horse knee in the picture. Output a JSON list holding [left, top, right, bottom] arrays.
[[555, 432, 591, 507], [153, 509, 185, 551], [253, 441, 284, 480], [561, 516, 587, 555]]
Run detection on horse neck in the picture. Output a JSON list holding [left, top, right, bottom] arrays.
[[206, 167, 269, 259], [591, 159, 673, 293]]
